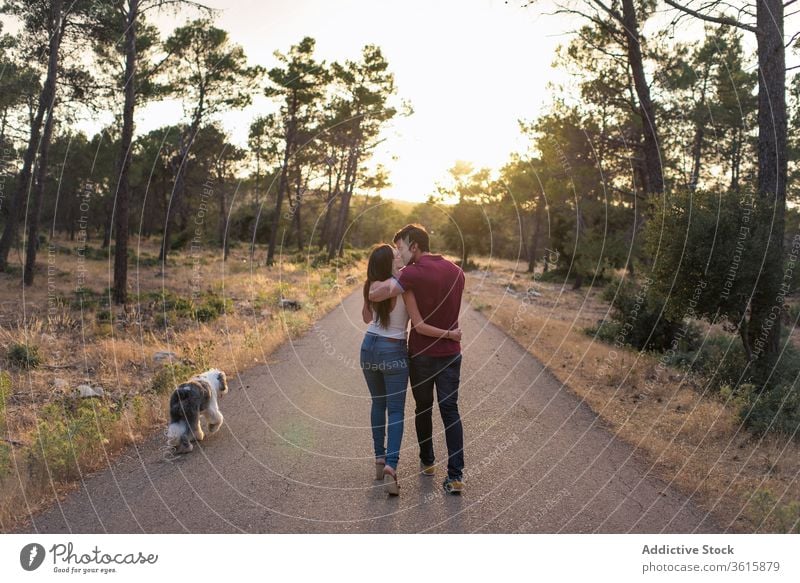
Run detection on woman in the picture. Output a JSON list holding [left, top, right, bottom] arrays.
[[361, 244, 462, 495]]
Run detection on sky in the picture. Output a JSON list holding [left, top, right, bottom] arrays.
[[7, 1, 793, 204], [125, 0, 573, 203]]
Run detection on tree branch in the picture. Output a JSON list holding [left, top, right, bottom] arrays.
[[663, 0, 757, 33], [140, 0, 215, 15], [587, 0, 625, 26]]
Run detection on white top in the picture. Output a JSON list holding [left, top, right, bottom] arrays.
[[366, 295, 409, 340]]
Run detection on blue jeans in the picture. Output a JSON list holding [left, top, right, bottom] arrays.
[[409, 353, 464, 480], [360, 333, 409, 469]]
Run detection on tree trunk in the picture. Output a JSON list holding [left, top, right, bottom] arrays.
[[112, 0, 137, 305], [746, 0, 786, 377], [0, 109, 8, 149], [293, 185, 303, 252], [20, 1, 63, 284], [319, 154, 343, 250], [0, 0, 63, 271], [688, 63, 711, 191], [266, 93, 297, 266], [23, 101, 56, 286], [527, 197, 544, 273], [250, 148, 260, 262], [102, 195, 113, 249], [689, 124, 705, 191], [621, 0, 663, 196], [219, 184, 228, 261], [319, 195, 336, 250], [160, 126, 196, 262], [729, 127, 742, 193], [328, 135, 360, 260]]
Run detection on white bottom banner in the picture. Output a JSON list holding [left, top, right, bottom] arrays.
[[1, 534, 797, 582]]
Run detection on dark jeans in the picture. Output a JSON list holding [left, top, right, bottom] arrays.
[[409, 353, 464, 479]]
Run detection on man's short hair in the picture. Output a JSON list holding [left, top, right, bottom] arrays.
[[393, 224, 430, 253]]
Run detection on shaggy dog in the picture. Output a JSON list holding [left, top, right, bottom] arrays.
[[166, 369, 229, 453]]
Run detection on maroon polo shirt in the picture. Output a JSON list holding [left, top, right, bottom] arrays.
[[396, 254, 464, 357]]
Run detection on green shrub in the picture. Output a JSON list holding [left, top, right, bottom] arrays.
[[586, 320, 622, 345], [455, 259, 480, 272], [136, 253, 160, 267], [148, 290, 230, 322], [0, 442, 10, 480], [0, 372, 9, 477], [267, 283, 292, 307], [537, 267, 572, 283], [589, 277, 698, 352], [665, 333, 751, 392], [291, 251, 308, 264], [252, 291, 270, 311], [34, 399, 120, 481], [129, 394, 149, 426], [748, 489, 800, 533], [310, 248, 364, 269], [169, 229, 193, 251], [187, 341, 215, 370], [194, 293, 231, 322], [6, 342, 42, 369], [149, 290, 193, 316], [0, 371, 10, 425], [80, 246, 109, 261], [72, 287, 107, 310], [740, 380, 800, 438], [150, 362, 197, 395], [310, 250, 329, 268]]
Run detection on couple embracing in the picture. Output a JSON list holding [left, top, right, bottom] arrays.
[[360, 224, 466, 497]]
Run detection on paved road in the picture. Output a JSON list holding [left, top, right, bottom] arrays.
[[17, 290, 718, 533]]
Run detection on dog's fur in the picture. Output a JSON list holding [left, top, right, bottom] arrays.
[[166, 369, 229, 453]]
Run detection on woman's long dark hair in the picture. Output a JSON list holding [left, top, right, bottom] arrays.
[[363, 244, 395, 329]]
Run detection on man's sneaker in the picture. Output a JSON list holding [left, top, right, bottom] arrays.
[[420, 462, 436, 477], [442, 476, 464, 495]]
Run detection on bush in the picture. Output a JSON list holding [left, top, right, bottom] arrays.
[[536, 267, 570, 283], [748, 489, 800, 533], [590, 277, 698, 352], [6, 342, 42, 369], [194, 292, 231, 322], [148, 290, 193, 316], [72, 287, 108, 310], [0, 441, 9, 480], [665, 333, 751, 392], [667, 332, 800, 439], [34, 399, 120, 481], [169, 229, 193, 251], [310, 248, 364, 269], [740, 381, 800, 438], [454, 259, 480, 272], [148, 290, 230, 322], [740, 343, 800, 438], [0, 372, 9, 478], [150, 362, 197, 395], [0, 370, 11, 415]]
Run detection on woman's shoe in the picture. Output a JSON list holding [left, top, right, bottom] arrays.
[[383, 465, 400, 496], [375, 458, 386, 480]]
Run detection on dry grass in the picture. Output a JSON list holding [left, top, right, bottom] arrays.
[[463, 256, 800, 533], [0, 237, 365, 532]]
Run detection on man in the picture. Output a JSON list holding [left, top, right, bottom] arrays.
[[369, 224, 466, 494]]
